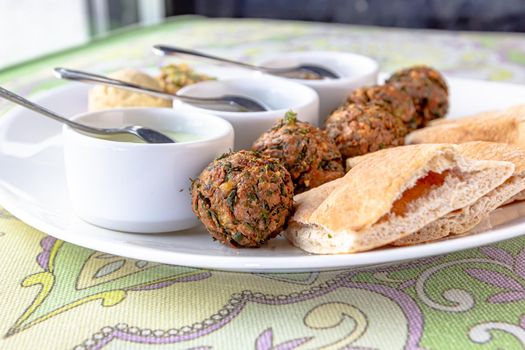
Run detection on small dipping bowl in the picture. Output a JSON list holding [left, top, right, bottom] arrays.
[[63, 107, 234, 233], [260, 51, 379, 124], [176, 76, 319, 150]]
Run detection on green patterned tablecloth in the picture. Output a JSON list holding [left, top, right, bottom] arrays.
[[1, 17, 525, 350]]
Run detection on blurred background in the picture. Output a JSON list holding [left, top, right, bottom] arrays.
[[1, 0, 525, 70]]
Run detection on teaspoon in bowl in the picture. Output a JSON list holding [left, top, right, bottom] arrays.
[[0, 86, 175, 144], [152, 44, 340, 80], [54, 68, 268, 112]]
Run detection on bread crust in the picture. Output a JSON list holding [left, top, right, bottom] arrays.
[[347, 141, 525, 176], [392, 175, 525, 246], [406, 105, 525, 146], [453, 141, 525, 175], [391, 141, 525, 245], [309, 144, 460, 232], [286, 144, 515, 254]]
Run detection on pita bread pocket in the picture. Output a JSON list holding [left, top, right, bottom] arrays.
[[285, 144, 514, 254], [393, 142, 525, 246]]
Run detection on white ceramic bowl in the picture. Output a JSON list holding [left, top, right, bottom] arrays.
[[176, 76, 319, 150], [260, 51, 379, 124], [63, 107, 234, 233]]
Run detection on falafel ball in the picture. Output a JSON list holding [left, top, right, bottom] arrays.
[[191, 150, 294, 248], [347, 84, 417, 131], [324, 103, 407, 159], [252, 111, 345, 194], [386, 65, 448, 127]]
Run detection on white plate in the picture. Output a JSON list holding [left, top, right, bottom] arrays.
[[1, 77, 525, 272]]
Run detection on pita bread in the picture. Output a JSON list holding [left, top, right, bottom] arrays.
[[406, 105, 525, 146], [284, 144, 514, 254], [508, 192, 525, 204], [393, 142, 525, 246]]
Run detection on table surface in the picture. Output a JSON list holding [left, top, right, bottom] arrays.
[[1, 16, 525, 350]]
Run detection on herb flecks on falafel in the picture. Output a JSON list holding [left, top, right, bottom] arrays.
[[386, 65, 449, 127], [191, 150, 294, 248], [347, 84, 417, 131], [324, 104, 407, 159], [252, 111, 344, 194]]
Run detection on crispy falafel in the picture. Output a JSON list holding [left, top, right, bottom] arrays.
[[347, 84, 417, 131], [191, 150, 294, 247], [324, 104, 407, 159], [252, 111, 344, 194], [386, 65, 448, 127]]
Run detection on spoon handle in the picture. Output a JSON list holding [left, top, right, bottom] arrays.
[[152, 45, 264, 72], [54, 68, 177, 100], [152, 45, 337, 79], [54, 67, 242, 108], [0, 86, 105, 135]]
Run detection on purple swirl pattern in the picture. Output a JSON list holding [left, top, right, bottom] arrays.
[[80, 272, 424, 349]]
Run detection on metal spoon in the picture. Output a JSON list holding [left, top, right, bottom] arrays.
[[54, 68, 268, 112], [0, 86, 175, 144], [152, 45, 340, 80]]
